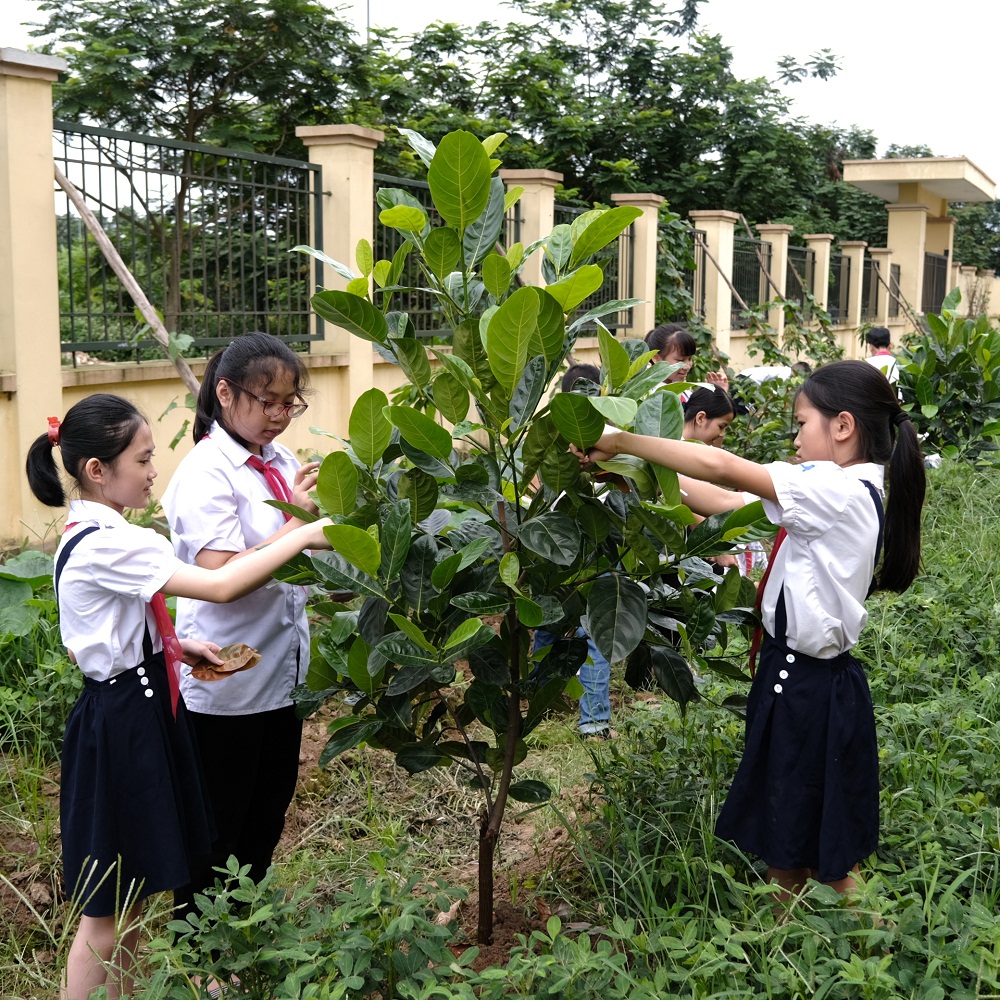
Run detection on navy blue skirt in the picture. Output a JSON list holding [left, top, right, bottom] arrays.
[[715, 633, 879, 882], [60, 652, 215, 917]]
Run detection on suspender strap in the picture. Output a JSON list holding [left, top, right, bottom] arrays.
[[54, 526, 100, 594], [859, 480, 885, 597]]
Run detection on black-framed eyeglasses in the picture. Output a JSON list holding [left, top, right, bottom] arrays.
[[223, 379, 308, 419]]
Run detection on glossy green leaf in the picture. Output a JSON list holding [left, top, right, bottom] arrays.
[[323, 524, 380, 579], [598, 327, 631, 389], [346, 276, 369, 297], [544, 265, 603, 313], [379, 499, 412, 581], [539, 450, 582, 492], [390, 337, 432, 388], [506, 241, 524, 271], [385, 406, 453, 459], [432, 372, 470, 424], [319, 720, 383, 767], [355, 239, 373, 277], [531, 288, 567, 362], [620, 363, 673, 401], [427, 130, 492, 231], [587, 575, 647, 663], [316, 451, 358, 516], [292, 244, 356, 281], [397, 468, 439, 523], [507, 779, 552, 804], [568, 206, 642, 268], [550, 392, 605, 449], [395, 745, 448, 775], [517, 512, 582, 567], [397, 127, 437, 167], [515, 596, 544, 627], [545, 225, 573, 273], [349, 388, 392, 468], [311, 289, 388, 344], [589, 395, 638, 427], [650, 645, 699, 715], [400, 533, 437, 613], [509, 355, 547, 433], [635, 390, 684, 439], [379, 205, 427, 237], [452, 592, 510, 615], [312, 550, 386, 601], [482, 252, 512, 300], [487, 285, 540, 393], [499, 552, 519, 588], [430, 349, 482, 395], [423, 227, 462, 280]]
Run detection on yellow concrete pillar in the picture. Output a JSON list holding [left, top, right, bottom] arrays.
[[868, 247, 894, 326], [689, 209, 740, 357], [926, 215, 954, 258], [611, 192, 664, 338], [756, 223, 793, 338], [498, 169, 562, 286], [0, 48, 67, 544], [886, 203, 929, 316], [840, 241, 868, 334], [803, 234, 834, 312], [296, 124, 383, 429]]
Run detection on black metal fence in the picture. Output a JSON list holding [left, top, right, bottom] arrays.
[[922, 252, 949, 314], [731, 236, 772, 328], [785, 245, 815, 319], [860, 257, 880, 322], [889, 263, 901, 319], [828, 253, 850, 324], [54, 120, 323, 361]]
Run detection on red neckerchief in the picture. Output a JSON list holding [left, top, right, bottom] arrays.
[[246, 455, 293, 520]]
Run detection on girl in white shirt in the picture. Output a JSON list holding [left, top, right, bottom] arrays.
[[25, 393, 330, 1000], [161, 333, 319, 914], [580, 360, 925, 897]]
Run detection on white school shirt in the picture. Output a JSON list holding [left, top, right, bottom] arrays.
[[746, 460, 884, 660], [161, 423, 309, 715], [55, 499, 184, 681]]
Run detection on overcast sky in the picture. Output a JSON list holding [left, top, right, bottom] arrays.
[[3, 0, 998, 185]]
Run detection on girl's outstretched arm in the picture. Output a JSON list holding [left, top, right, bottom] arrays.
[[584, 431, 778, 504], [162, 518, 332, 604]]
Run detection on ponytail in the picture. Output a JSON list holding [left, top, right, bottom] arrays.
[[798, 360, 925, 594], [25, 395, 145, 508], [879, 414, 925, 592], [193, 332, 309, 444]]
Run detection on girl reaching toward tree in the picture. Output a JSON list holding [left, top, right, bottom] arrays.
[[578, 360, 925, 896], [25, 394, 331, 1000]]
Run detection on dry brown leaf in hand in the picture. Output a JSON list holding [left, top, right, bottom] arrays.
[[190, 644, 261, 681]]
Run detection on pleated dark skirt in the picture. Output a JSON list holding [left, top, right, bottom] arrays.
[[715, 633, 879, 882], [60, 652, 215, 917]]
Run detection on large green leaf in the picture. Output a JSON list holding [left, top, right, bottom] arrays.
[[550, 392, 606, 449], [635, 389, 683, 439], [538, 450, 581, 492], [521, 414, 562, 484], [323, 524, 380, 579], [379, 204, 428, 237], [598, 327, 631, 390], [0, 578, 37, 638], [401, 533, 438, 614], [398, 127, 437, 167], [432, 372, 470, 424], [517, 512, 582, 567], [589, 396, 638, 427], [395, 744, 449, 775], [487, 285, 540, 393], [464, 176, 507, 266], [385, 406, 453, 459], [587, 575, 647, 663], [531, 288, 566, 362], [292, 244, 356, 281], [427, 130, 492, 231], [319, 719, 384, 767], [507, 780, 552, 804], [430, 349, 482, 395], [311, 289, 388, 344], [0, 550, 52, 588], [650, 645, 699, 715], [482, 252, 512, 301], [620, 364, 673, 401], [316, 451, 358, 516], [397, 468, 439, 523], [452, 592, 510, 615], [423, 227, 462, 281], [544, 265, 603, 313], [349, 388, 392, 468], [569, 206, 642, 269], [312, 551, 386, 600], [390, 337, 432, 388], [509, 355, 547, 433], [545, 225, 574, 273], [379, 500, 412, 581]]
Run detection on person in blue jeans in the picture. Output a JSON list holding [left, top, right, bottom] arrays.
[[533, 363, 614, 739]]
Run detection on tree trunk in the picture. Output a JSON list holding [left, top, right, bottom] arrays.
[[477, 810, 496, 945]]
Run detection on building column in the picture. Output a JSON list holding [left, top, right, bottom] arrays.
[[756, 223, 793, 339], [868, 247, 894, 326], [886, 203, 929, 316], [296, 124, 383, 426], [803, 234, 834, 312], [611, 192, 664, 338], [926, 215, 955, 258], [0, 49, 67, 544], [840, 241, 868, 333], [498, 169, 562, 286], [688, 209, 740, 357]]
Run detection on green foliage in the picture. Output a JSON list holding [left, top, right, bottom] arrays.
[[899, 288, 1000, 461], [288, 127, 771, 940]]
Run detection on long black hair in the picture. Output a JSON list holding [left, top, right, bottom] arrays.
[[798, 360, 925, 592], [25, 395, 146, 508], [193, 332, 310, 444]]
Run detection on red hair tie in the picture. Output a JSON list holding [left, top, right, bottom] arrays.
[[47, 416, 61, 446]]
